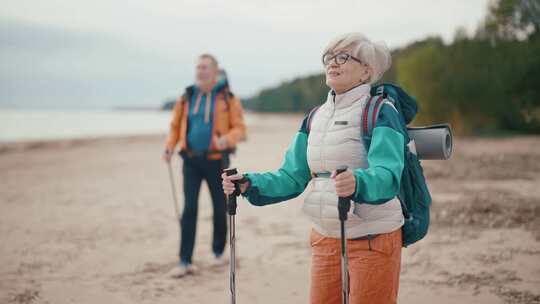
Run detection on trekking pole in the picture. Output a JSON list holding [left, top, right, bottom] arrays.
[[224, 168, 240, 304], [167, 161, 180, 221], [336, 165, 351, 304]]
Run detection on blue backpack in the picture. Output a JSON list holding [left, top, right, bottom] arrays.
[[306, 83, 432, 247]]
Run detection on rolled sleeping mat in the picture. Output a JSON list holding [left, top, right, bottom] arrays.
[[407, 124, 453, 160]]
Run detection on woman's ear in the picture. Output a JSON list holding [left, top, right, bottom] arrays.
[[360, 66, 372, 84]]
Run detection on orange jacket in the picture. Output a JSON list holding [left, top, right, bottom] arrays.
[[165, 85, 247, 160]]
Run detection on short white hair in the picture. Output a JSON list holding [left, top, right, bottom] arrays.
[[323, 33, 391, 84]]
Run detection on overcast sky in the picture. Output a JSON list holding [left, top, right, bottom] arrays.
[[1, 0, 491, 109]]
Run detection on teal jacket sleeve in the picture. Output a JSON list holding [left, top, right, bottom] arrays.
[[242, 117, 312, 206], [353, 103, 405, 204]]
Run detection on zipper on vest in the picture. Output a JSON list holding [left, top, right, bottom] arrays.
[[320, 93, 336, 170]]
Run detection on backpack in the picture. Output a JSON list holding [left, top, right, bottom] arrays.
[[306, 83, 432, 247]]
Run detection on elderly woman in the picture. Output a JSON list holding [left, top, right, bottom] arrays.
[[222, 33, 404, 304]]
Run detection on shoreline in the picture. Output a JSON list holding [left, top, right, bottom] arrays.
[[0, 112, 306, 154]]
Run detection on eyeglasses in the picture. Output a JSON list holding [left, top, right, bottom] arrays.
[[322, 52, 363, 66]]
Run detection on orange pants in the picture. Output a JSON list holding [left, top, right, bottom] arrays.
[[309, 228, 402, 304]]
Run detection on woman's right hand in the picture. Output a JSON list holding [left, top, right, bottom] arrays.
[[221, 172, 249, 195]]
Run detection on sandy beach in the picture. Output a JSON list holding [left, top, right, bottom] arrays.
[[1, 113, 539, 304]]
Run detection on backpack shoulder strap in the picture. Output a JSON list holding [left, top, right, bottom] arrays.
[[221, 87, 233, 111], [362, 96, 373, 136], [183, 85, 195, 101], [362, 95, 384, 138], [363, 94, 401, 138], [306, 105, 321, 134]]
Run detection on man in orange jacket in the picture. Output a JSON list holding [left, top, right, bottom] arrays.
[[163, 54, 247, 278]]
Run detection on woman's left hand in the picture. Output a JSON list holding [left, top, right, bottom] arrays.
[[331, 169, 356, 198]]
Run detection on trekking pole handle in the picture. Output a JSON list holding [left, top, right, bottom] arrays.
[[336, 165, 351, 222], [224, 168, 240, 216]]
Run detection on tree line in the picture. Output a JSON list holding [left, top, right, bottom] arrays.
[[243, 0, 540, 134]]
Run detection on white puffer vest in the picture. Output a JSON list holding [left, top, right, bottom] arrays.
[[303, 84, 404, 238]]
